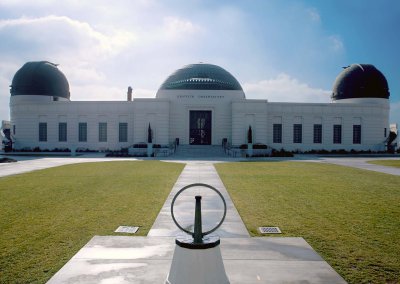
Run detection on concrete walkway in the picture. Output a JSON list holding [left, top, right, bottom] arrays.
[[0, 154, 140, 178], [320, 157, 400, 176], [148, 162, 250, 238], [2, 152, 400, 178]]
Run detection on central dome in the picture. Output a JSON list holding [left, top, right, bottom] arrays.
[[158, 63, 243, 91]]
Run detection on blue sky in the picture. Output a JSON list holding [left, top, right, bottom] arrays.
[[0, 0, 399, 123]]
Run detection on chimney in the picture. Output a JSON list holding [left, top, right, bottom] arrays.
[[127, 86, 133, 101]]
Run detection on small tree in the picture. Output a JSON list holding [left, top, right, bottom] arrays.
[[147, 123, 153, 143], [247, 125, 253, 144]]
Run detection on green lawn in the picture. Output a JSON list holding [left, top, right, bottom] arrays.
[[0, 161, 184, 283], [367, 159, 400, 168], [216, 161, 400, 284]]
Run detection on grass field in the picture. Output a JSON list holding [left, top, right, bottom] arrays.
[[0, 161, 184, 283], [216, 161, 400, 284], [367, 159, 400, 168]]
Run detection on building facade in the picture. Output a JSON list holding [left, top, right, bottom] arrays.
[[5, 62, 391, 152]]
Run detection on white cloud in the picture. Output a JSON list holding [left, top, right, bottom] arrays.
[[70, 85, 126, 101], [0, 75, 11, 120], [243, 73, 331, 103], [328, 35, 344, 52], [133, 88, 156, 99], [162, 16, 200, 40], [390, 102, 400, 125], [0, 15, 136, 61], [0, 15, 137, 119], [0, 62, 22, 120], [69, 85, 156, 101], [307, 8, 321, 23], [62, 65, 106, 85]]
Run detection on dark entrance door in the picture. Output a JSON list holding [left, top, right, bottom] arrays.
[[189, 111, 212, 145]]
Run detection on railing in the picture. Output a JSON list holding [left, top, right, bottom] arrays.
[[153, 141, 177, 157], [222, 140, 272, 157], [222, 141, 240, 157]]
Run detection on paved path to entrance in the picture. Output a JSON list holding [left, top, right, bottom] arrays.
[[148, 162, 250, 238]]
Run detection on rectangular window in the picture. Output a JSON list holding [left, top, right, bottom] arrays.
[[119, 122, 128, 142], [79, 122, 87, 142], [39, 123, 47, 142], [353, 125, 361, 144], [313, 124, 322, 144], [333, 125, 342, 144], [59, 122, 67, 142], [273, 124, 282, 143], [99, 122, 107, 142], [293, 124, 302, 143]]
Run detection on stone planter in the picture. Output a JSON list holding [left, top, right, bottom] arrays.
[[147, 143, 153, 157], [247, 143, 253, 157]]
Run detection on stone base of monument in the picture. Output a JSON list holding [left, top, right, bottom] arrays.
[[147, 143, 153, 157], [166, 235, 229, 284], [247, 143, 253, 157]]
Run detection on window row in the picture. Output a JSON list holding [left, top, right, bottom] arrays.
[[272, 124, 362, 144], [39, 122, 129, 143]]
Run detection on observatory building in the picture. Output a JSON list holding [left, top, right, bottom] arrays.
[[5, 61, 390, 152]]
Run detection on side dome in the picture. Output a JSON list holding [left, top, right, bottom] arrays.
[[158, 63, 243, 91], [10, 61, 70, 100], [332, 64, 389, 101]]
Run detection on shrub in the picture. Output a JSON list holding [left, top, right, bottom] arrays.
[[133, 143, 147, 148], [271, 148, 294, 157], [253, 143, 268, 149], [239, 144, 248, 149], [0, 157, 17, 163]]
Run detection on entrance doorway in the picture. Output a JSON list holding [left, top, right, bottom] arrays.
[[189, 111, 212, 145]]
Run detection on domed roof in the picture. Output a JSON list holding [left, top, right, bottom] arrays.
[[159, 63, 243, 91], [10, 61, 70, 100], [332, 64, 389, 100]]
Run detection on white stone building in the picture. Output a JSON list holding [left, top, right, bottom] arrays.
[[4, 62, 391, 152]]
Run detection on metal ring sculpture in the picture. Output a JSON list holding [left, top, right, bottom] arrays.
[[171, 183, 227, 237]]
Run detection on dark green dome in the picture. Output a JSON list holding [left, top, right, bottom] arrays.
[[332, 64, 389, 100], [159, 63, 243, 91], [10, 61, 70, 99]]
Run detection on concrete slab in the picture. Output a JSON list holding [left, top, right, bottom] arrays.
[[0, 154, 141, 178], [320, 157, 400, 176], [148, 162, 250, 238], [47, 236, 346, 284]]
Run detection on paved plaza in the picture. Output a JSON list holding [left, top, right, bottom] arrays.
[[2, 151, 399, 283]]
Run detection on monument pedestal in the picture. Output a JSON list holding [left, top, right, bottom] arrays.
[[166, 241, 229, 284], [247, 143, 253, 157], [147, 143, 153, 157]]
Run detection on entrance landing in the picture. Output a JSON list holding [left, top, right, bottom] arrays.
[[47, 161, 347, 283]]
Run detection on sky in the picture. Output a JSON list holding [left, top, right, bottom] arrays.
[[0, 0, 399, 123]]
